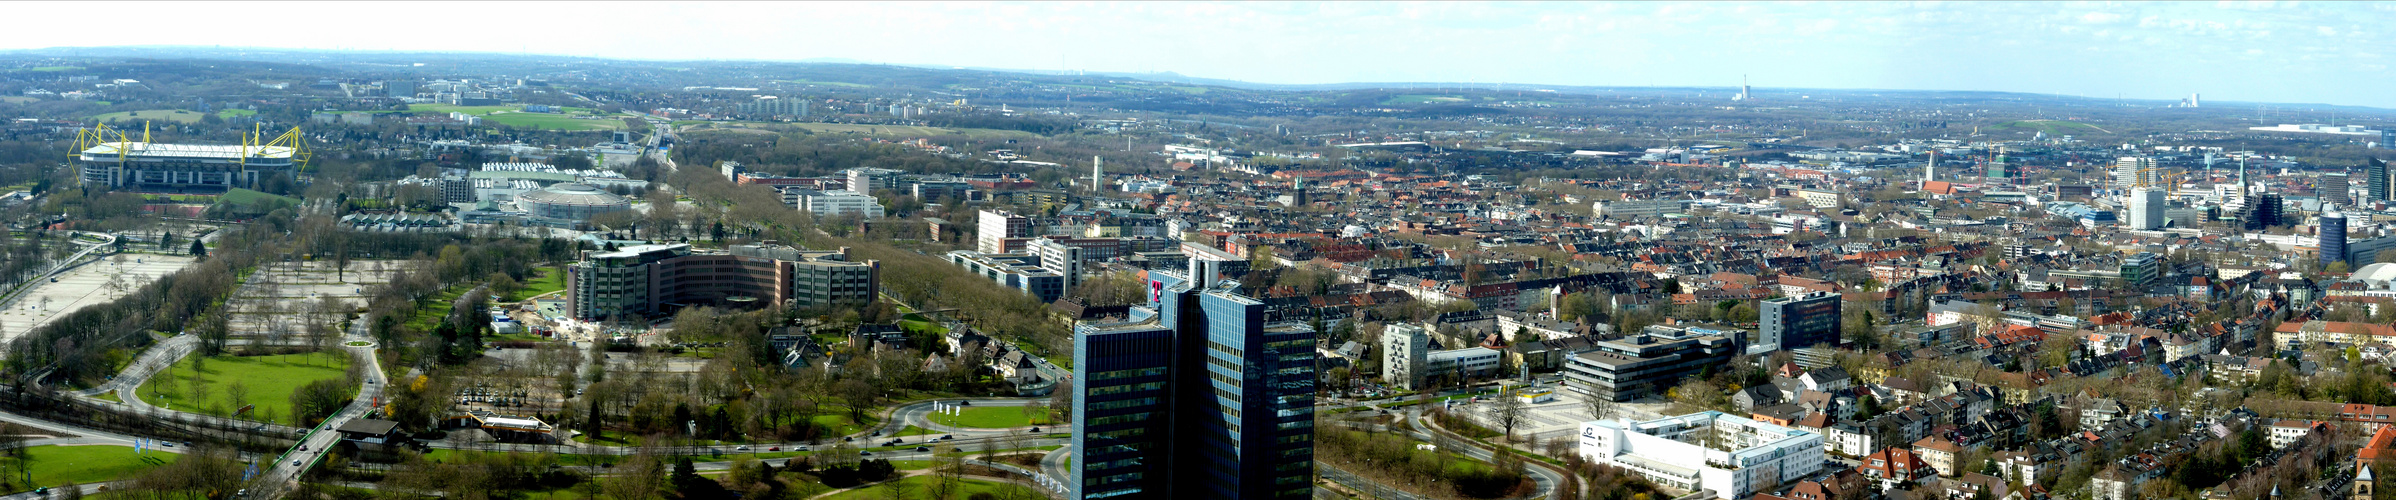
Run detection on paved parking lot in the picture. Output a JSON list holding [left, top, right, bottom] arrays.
[[223, 260, 403, 338], [0, 254, 196, 344], [1449, 385, 1680, 444]]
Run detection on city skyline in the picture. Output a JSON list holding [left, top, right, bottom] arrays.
[[6, 2, 2396, 108]]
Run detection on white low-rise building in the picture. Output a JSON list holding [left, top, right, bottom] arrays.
[[782, 188, 887, 218], [1383, 323, 1504, 390], [1579, 411, 1825, 500]]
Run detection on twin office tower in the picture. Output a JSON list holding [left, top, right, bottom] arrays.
[[1072, 257, 1318, 499]]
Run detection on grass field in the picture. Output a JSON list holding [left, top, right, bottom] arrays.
[[0, 96, 35, 104], [23, 445, 177, 487], [897, 316, 948, 337], [781, 122, 1037, 140], [1382, 94, 1469, 105], [406, 103, 516, 115], [479, 112, 622, 131], [818, 475, 1031, 500], [505, 267, 566, 302], [409, 103, 621, 131], [138, 353, 355, 422], [813, 413, 880, 436], [405, 285, 473, 332], [27, 66, 83, 72], [894, 425, 937, 437], [928, 406, 1048, 429], [217, 188, 299, 208], [90, 109, 215, 124]]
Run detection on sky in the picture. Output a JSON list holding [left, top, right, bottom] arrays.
[[8, 1, 2396, 108]]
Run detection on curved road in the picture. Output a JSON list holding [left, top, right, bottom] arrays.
[[1405, 409, 1567, 500], [72, 333, 197, 398], [247, 315, 389, 497]]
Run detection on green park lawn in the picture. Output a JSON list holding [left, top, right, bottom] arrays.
[[216, 188, 299, 208], [89, 109, 214, 124], [896, 317, 948, 337], [23, 445, 176, 487], [928, 406, 1048, 429], [893, 425, 937, 437], [405, 284, 474, 331], [480, 112, 623, 131], [407, 103, 619, 131], [406, 103, 516, 115], [812, 413, 880, 436], [819, 475, 1031, 500], [137, 352, 354, 422], [506, 268, 567, 302]]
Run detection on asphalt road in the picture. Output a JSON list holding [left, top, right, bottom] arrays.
[[247, 313, 389, 496], [1405, 409, 1566, 500]]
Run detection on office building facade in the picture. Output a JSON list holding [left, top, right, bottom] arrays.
[[2245, 194, 2286, 230], [1380, 323, 1504, 390], [2323, 205, 2350, 267], [2114, 157, 2155, 189], [946, 250, 1069, 303], [1579, 411, 1825, 500], [567, 243, 880, 320], [978, 209, 1035, 254], [845, 167, 903, 196], [1564, 326, 1745, 402], [2375, 158, 2392, 203], [2127, 187, 2165, 230], [1071, 258, 1317, 499], [2324, 173, 2352, 206], [1759, 292, 1841, 351], [2121, 252, 2163, 286], [781, 189, 886, 218]]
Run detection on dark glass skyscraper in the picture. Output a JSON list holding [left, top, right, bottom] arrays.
[[2323, 205, 2349, 267], [1072, 258, 1317, 499], [1759, 291, 1841, 351], [2373, 158, 2391, 203]]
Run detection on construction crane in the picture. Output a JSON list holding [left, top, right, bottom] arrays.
[[2133, 167, 2184, 189]]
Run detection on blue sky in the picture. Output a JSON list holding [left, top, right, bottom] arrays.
[[10, 1, 2396, 108]]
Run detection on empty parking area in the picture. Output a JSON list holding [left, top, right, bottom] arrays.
[[0, 254, 197, 344]]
